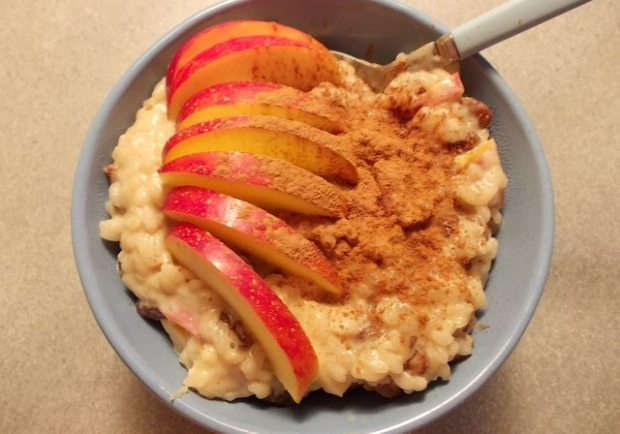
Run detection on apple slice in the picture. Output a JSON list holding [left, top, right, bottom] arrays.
[[166, 20, 330, 96], [454, 138, 496, 168], [159, 151, 347, 217], [167, 35, 341, 119], [423, 72, 464, 107], [163, 186, 342, 295], [162, 115, 358, 184], [176, 81, 340, 133], [166, 222, 318, 403]]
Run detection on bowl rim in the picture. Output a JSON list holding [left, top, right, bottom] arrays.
[[71, 0, 555, 432]]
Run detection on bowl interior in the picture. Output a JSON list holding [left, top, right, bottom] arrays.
[[72, 0, 554, 433]]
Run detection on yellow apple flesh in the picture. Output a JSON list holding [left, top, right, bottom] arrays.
[[176, 81, 340, 133], [163, 186, 342, 295], [159, 151, 347, 217], [423, 72, 464, 106], [166, 20, 330, 96], [166, 222, 318, 403], [166, 35, 340, 119], [162, 115, 358, 184]]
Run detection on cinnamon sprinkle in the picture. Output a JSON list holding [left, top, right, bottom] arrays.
[[177, 151, 350, 217], [261, 78, 491, 327]]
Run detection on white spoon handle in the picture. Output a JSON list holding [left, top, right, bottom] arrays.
[[451, 0, 592, 59]]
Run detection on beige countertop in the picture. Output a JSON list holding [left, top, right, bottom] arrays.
[[1, 0, 618, 433]]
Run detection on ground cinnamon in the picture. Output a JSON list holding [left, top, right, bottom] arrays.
[[255, 78, 488, 327]]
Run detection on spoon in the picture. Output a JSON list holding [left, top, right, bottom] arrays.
[[332, 0, 592, 92]]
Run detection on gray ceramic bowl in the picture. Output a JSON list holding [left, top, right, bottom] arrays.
[[71, 0, 554, 432]]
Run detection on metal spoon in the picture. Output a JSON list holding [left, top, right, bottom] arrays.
[[332, 0, 592, 92]]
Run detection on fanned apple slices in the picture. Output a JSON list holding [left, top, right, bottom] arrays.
[[162, 115, 358, 184], [165, 222, 319, 404], [176, 81, 341, 133], [167, 34, 341, 119], [163, 186, 341, 295], [157, 19, 349, 402], [166, 20, 330, 99], [159, 151, 348, 217]]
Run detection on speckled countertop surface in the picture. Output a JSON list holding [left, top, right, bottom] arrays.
[[1, 0, 618, 433]]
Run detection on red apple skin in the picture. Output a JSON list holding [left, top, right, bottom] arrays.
[[166, 222, 318, 402], [166, 20, 330, 96], [166, 35, 341, 119], [178, 81, 283, 116], [423, 72, 464, 106], [176, 81, 340, 133], [162, 186, 342, 295], [161, 115, 358, 184], [158, 151, 348, 217]]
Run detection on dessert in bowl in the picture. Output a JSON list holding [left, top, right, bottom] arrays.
[[72, 0, 554, 432]]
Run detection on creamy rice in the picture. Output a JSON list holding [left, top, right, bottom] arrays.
[[100, 62, 507, 402]]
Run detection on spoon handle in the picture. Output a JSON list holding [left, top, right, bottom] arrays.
[[450, 0, 592, 60]]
